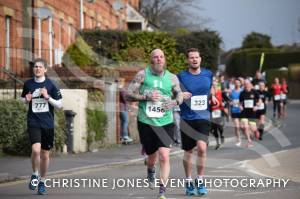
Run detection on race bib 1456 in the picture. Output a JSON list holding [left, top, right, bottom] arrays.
[[146, 101, 165, 118]]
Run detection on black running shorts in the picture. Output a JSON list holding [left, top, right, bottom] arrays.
[[180, 119, 210, 151], [28, 127, 54, 150], [138, 121, 174, 155]]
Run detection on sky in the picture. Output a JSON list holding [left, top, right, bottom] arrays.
[[197, 0, 300, 50]]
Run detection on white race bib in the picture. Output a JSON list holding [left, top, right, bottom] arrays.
[[146, 101, 165, 118], [191, 95, 207, 111], [257, 102, 265, 110], [32, 98, 49, 113], [280, 94, 286, 100], [232, 99, 240, 107], [274, 95, 280, 101], [244, 99, 254, 108], [254, 85, 259, 90], [212, 110, 222, 118]]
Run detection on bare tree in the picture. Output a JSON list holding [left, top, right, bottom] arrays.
[[139, 0, 209, 31]]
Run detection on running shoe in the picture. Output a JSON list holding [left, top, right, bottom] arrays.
[[37, 181, 46, 195], [185, 181, 196, 196], [158, 185, 167, 199], [235, 141, 242, 147], [215, 143, 221, 150], [123, 136, 133, 142], [157, 193, 167, 199], [246, 141, 254, 148], [28, 174, 39, 190], [195, 178, 208, 195]]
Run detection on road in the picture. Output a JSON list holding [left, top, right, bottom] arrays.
[[0, 101, 299, 199]]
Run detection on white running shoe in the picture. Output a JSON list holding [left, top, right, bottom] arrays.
[[235, 142, 242, 147]]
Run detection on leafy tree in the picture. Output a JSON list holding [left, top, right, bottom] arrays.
[[242, 32, 273, 49]]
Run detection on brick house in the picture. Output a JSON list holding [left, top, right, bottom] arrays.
[[0, 0, 148, 78]]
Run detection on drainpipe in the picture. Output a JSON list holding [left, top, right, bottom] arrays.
[[31, 0, 35, 60]]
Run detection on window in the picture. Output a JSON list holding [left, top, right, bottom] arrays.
[[5, 16, 11, 69]]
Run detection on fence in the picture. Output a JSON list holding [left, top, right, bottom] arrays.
[[0, 47, 64, 79], [0, 67, 24, 100]]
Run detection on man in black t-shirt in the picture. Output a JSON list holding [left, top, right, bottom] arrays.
[[239, 79, 260, 148], [21, 58, 62, 195]]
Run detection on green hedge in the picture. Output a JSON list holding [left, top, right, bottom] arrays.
[[174, 30, 222, 71], [288, 64, 300, 82], [226, 48, 278, 76], [226, 48, 300, 77], [72, 30, 221, 73], [86, 107, 107, 145], [86, 90, 107, 147], [263, 51, 300, 69], [0, 100, 66, 156], [62, 37, 100, 68], [265, 69, 288, 88]]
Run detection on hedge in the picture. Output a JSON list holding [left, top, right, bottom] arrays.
[[86, 91, 107, 149], [0, 100, 66, 156], [226, 48, 300, 77], [67, 30, 222, 74], [225, 48, 278, 76], [86, 107, 107, 146], [288, 64, 300, 82], [62, 37, 100, 68], [265, 69, 288, 88], [174, 30, 222, 71]]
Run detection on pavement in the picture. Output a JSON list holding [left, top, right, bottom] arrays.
[[1, 100, 300, 185], [0, 117, 273, 184], [246, 147, 300, 183]]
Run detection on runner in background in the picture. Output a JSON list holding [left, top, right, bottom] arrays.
[[271, 77, 282, 119], [239, 79, 259, 148], [210, 80, 225, 150], [252, 70, 265, 90], [256, 81, 271, 140], [229, 78, 243, 146], [281, 78, 288, 118]]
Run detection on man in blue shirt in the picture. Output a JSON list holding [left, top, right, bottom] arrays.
[[230, 78, 243, 146], [177, 48, 215, 196], [21, 58, 62, 195]]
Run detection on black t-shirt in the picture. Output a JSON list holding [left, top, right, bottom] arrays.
[[257, 90, 270, 103], [256, 90, 270, 111], [21, 78, 62, 129], [239, 89, 259, 118]]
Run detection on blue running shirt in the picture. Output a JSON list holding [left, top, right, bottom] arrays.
[[177, 69, 213, 120], [230, 89, 242, 113]]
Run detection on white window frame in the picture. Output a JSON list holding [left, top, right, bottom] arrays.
[[5, 16, 11, 69]]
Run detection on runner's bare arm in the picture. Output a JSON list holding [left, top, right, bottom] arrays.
[[126, 70, 146, 101]]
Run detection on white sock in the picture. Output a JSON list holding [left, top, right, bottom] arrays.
[[32, 171, 39, 176], [197, 176, 203, 180], [186, 176, 193, 183]]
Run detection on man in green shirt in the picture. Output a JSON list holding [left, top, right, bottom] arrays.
[[127, 49, 183, 199]]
